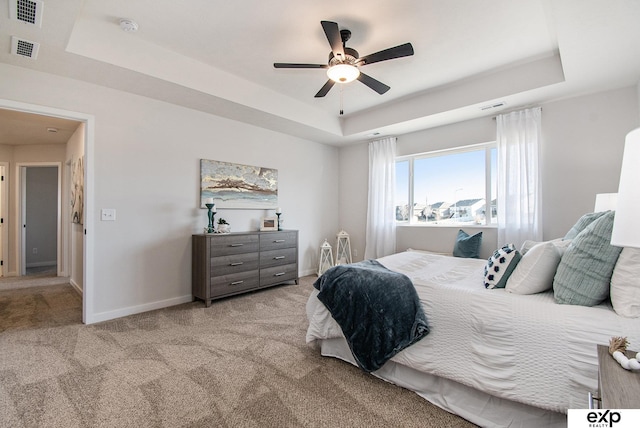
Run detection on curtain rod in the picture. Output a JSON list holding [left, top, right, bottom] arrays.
[[492, 106, 542, 120]]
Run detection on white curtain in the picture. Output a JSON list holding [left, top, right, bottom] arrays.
[[365, 137, 397, 259], [496, 107, 543, 248]]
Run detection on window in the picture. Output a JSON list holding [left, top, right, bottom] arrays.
[[396, 143, 497, 225]]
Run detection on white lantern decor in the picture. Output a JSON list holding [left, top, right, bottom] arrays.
[[318, 239, 334, 276], [335, 230, 353, 265]]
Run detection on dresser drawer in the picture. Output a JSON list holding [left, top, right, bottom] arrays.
[[210, 234, 259, 255], [211, 270, 260, 296], [260, 263, 298, 286], [211, 252, 259, 276], [260, 231, 297, 251], [259, 247, 297, 269]]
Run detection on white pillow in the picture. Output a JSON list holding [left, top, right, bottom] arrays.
[[610, 247, 640, 318], [507, 241, 561, 294], [520, 238, 570, 257]]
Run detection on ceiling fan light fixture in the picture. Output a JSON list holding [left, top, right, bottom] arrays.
[[327, 64, 360, 83]]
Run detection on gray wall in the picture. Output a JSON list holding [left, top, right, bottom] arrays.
[[339, 85, 640, 260], [0, 62, 340, 323], [25, 166, 58, 268]]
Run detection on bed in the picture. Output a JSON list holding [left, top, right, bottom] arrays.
[[306, 217, 640, 427]]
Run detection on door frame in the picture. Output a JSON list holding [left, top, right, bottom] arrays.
[[17, 163, 62, 276], [0, 99, 95, 324], [0, 162, 7, 277]]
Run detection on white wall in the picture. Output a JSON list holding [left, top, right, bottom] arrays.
[[542, 86, 639, 239], [0, 63, 339, 323], [339, 86, 639, 260]]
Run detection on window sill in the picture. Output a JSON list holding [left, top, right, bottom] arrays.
[[396, 223, 497, 229]]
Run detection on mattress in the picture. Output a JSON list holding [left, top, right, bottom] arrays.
[[306, 250, 640, 414]]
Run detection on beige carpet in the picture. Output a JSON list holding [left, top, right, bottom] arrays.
[[0, 277, 476, 427]]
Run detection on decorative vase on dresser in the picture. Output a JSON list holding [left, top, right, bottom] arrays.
[[192, 230, 299, 307]]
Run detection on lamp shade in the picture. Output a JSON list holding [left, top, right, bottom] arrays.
[[611, 128, 640, 248], [594, 193, 618, 212], [327, 64, 360, 83]]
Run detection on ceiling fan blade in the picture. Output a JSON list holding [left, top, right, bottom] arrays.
[[274, 63, 328, 69], [321, 21, 345, 60], [314, 80, 336, 98], [357, 72, 390, 95], [357, 43, 414, 66]]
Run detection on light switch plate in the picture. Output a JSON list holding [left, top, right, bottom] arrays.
[[101, 209, 116, 221]]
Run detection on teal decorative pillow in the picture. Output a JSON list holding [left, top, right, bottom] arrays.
[[553, 211, 623, 306], [453, 229, 483, 258], [484, 244, 522, 289], [563, 211, 608, 240]]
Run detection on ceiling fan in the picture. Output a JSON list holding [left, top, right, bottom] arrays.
[[274, 21, 414, 98]]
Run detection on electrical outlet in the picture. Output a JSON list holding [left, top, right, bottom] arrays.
[[32, 248, 38, 254], [353, 249, 358, 258]]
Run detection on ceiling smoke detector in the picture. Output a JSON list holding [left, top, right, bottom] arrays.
[[119, 18, 139, 33]]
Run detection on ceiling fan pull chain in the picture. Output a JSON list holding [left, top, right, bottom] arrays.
[[340, 85, 344, 115]]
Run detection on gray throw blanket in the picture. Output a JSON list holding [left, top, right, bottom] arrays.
[[313, 259, 430, 372]]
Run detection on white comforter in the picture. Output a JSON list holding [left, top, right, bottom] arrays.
[[306, 250, 640, 413]]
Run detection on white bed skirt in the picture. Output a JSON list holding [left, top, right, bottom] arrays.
[[318, 337, 567, 428]]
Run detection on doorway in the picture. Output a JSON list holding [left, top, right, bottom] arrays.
[[20, 164, 60, 277], [0, 99, 94, 324]]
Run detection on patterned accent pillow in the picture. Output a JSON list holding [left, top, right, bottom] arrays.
[[484, 244, 522, 289], [553, 210, 622, 306]]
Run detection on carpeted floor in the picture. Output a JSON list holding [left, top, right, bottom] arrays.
[[0, 276, 476, 427]]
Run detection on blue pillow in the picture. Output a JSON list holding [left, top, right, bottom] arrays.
[[554, 211, 623, 306], [453, 229, 483, 258], [563, 211, 608, 240]]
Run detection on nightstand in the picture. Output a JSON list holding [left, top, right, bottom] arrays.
[[594, 344, 640, 409]]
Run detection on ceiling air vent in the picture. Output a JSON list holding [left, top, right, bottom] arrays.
[[9, 0, 44, 27], [11, 36, 40, 60], [480, 102, 506, 111]]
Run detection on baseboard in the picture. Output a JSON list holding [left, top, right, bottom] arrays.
[[300, 268, 317, 277], [70, 278, 82, 295], [25, 261, 56, 268], [89, 294, 194, 324]]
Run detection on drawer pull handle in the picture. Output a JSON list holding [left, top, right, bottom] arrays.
[[230, 280, 244, 286], [230, 243, 244, 247], [230, 262, 244, 266], [274, 272, 286, 277], [273, 256, 285, 260], [273, 239, 285, 243]]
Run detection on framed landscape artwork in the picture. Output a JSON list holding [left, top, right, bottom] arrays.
[[71, 155, 84, 224], [200, 159, 278, 209]]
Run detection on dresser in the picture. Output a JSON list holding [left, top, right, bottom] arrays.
[[593, 344, 640, 409], [192, 230, 299, 307]]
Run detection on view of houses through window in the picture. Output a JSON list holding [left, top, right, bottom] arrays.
[[396, 143, 497, 225]]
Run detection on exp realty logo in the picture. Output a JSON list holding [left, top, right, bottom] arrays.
[[568, 409, 640, 428]]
